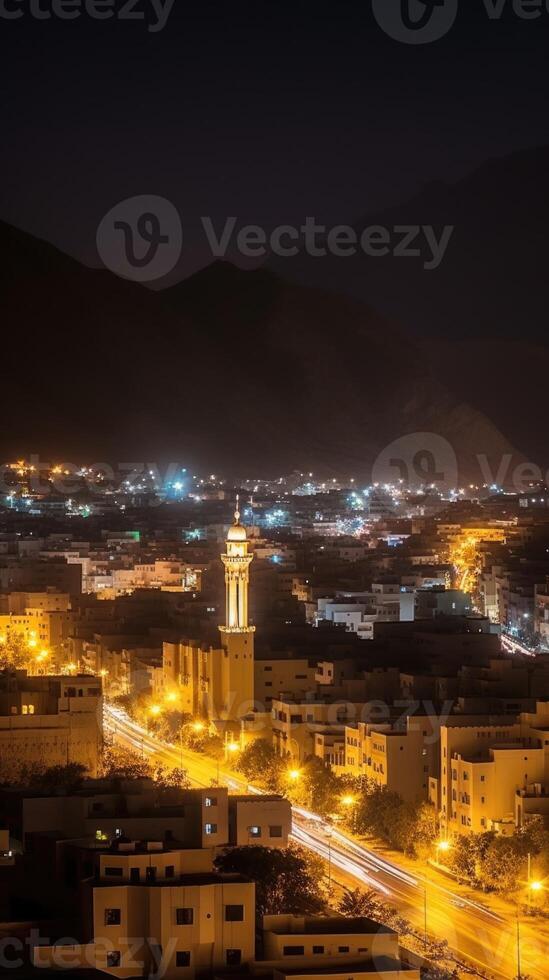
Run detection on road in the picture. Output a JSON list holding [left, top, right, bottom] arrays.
[[105, 704, 547, 980]]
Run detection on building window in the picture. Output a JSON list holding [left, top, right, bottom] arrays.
[[225, 905, 244, 922], [106, 952, 121, 968], [226, 950, 242, 966], [313, 945, 324, 954], [176, 952, 191, 967], [104, 867, 123, 877], [146, 867, 157, 882], [205, 823, 217, 835], [269, 825, 283, 838], [165, 865, 175, 878], [104, 909, 121, 926], [248, 826, 261, 838], [338, 946, 350, 953], [205, 797, 217, 807], [176, 908, 194, 925], [283, 946, 305, 956]]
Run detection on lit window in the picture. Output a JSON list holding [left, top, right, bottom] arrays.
[[205, 823, 217, 835]]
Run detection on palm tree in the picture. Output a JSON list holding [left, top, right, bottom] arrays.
[[337, 887, 382, 919]]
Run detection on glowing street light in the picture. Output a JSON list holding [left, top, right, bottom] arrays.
[[287, 768, 302, 782], [164, 691, 179, 705], [226, 741, 240, 754], [340, 794, 356, 807], [436, 840, 451, 854], [192, 720, 205, 733], [340, 793, 358, 830], [149, 704, 162, 718]]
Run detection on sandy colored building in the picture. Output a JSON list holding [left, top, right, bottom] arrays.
[[0, 670, 102, 779]]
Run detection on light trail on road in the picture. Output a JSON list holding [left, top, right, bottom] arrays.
[[104, 703, 548, 980]]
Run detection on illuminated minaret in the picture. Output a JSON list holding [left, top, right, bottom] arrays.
[[215, 497, 255, 726], [220, 496, 254, 630]]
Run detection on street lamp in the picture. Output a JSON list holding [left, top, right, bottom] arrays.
[[435, 839, 452, 865], [340, 794, 358, 831]]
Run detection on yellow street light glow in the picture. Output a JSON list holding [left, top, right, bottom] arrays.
[[288, 768, 302, 781], [27, 638, 38, 649], [0, 634, 6, 644], [437, 840, 451, 852], [341, 794, 356, 807], [149, 704, 162, 717], [100, 669, 108, 677], [165, 691, 178, 704], [192, 721, 205, 733], [226, 741, 240, 753], [529, 880, 543, 893]]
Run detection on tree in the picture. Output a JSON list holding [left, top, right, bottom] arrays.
[[355, 784, 438, 859], [338, 887, 383, 919], [337, 887, 411, 937], [101, 744, 154, 780], [215, 844, 326, 916], [0, 633, 32, 670], [236, 740, 285, 792], [478, 835, 527, 894], [11, 763, 87, 792], [409, 801, 438, 859], [153, 764, 189, 789]]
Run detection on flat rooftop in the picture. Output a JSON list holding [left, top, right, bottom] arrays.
[[267, 918, 393, 936]]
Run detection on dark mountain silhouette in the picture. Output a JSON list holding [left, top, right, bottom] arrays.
[[266, 144, 549, 469], [0, 219, 521, 480]]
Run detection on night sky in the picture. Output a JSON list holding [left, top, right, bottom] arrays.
[[2, 1, 549, 472], [1, 1, 549, 278]]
